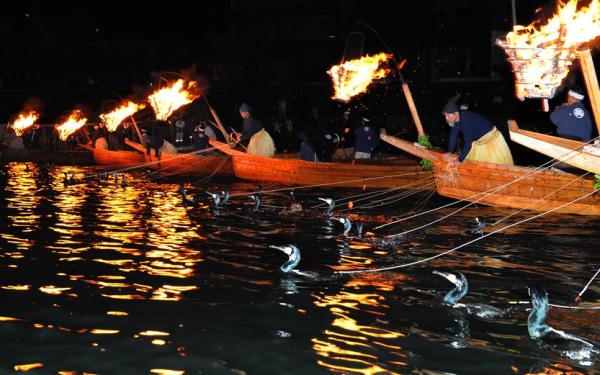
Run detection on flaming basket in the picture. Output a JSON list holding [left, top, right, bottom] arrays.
[[500, 45, 576, 100]]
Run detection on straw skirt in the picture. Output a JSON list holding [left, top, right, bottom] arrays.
[[465, 127, 514, 166], [247, 129, 275, 157]]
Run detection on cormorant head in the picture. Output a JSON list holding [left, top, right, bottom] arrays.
[[433, 271, 468, 306], [270, 245, 301, 273]]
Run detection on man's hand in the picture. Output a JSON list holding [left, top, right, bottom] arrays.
[[443, 152, 461, 167]]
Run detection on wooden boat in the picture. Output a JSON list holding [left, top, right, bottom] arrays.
[[380, 132, 600, 216], [209, 139, 433, 189], [80, 143, 146, 167], [508, 120, 600, 174], [124, 139, 234, 176]]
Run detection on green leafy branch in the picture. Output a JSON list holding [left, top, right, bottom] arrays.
[[417, 135, 433, 171]]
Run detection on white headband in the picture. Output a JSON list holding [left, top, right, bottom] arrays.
[[568, 90, 584, 100]]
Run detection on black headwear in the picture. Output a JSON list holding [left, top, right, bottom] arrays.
[[443, 93, 462, 114]]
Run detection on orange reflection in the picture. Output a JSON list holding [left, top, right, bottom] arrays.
[[14, 363, 44, 371], [311, 276, 408, 374], [2, 163, 41, 252]]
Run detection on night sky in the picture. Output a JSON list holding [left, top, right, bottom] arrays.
[[0, 0, 592, 128]]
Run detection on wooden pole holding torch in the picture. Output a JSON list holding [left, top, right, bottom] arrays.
[[129, 116, 144, 144], [82, 124, 92, 144], [578, 47, 600, 135], [203, 96, 231, 141]]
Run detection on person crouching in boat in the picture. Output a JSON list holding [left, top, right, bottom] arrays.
[[234, 102, 275, 157], [442, 94, 513, 167], [191, 123, 210, 153], [354, 117, 379, 159], [145, 120, 168, 160]]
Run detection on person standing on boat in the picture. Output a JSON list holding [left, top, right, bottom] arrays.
[[234, 103, 264, 144], [442, 94, 513, 167], [235, 102, 275, 157], [549, 87, 592, 142], [354, 117, 378, 159]]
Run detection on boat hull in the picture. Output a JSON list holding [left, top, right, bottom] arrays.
[[210, 139, 433, 189], [380, 133, 600, 215], [124, 139, 233, 176]]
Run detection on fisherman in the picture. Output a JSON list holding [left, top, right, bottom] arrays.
[[145, 120, 167, 159], [91, 123, 108, 148], [235, 102, 275, 157], [234, 103, 264, 144], [550, 87, 593, 142], [442, 93, 514, 166], [353, 116, 378, 159], [191, 123, 209, 152], [313, 123, 340, 162]]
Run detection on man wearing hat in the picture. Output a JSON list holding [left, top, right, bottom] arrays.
[[235, 102, 264, 143], [550, 87, 592, 142], [442, 93, 513, 166]]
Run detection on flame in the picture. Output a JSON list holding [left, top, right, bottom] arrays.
[[55, 110, 88, 141], [327, 52, 392, 102], [10, 111, 39, 136], [100, 101, 144, 132], [497, 0, 600, 99], [147, 79, 200, 121]]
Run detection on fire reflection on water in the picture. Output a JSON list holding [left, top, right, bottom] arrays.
[[312, 270, 409, 374]]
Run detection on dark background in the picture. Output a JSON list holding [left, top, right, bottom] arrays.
[[1, 0, 597, 154]]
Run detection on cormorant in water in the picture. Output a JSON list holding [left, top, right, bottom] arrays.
[[318, 197, 335, 216], [469, 217, 486, 236], [336, 217, 352, 236], [527, 287, 599, 363], [433, 271, 508, 319], [270, 244, 318, 278]]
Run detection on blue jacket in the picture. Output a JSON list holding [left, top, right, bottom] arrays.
[[354, 125, 378, 153], [550, 102, 592, 142], [447, 111, 494, 161]]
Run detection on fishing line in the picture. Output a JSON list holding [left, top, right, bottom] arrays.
[[337, 190, 597, 274], [375, 136, 600, 231]]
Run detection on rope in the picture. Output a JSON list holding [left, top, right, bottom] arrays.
[[228, 170, 433, 198], [337, 189, 597, 274]]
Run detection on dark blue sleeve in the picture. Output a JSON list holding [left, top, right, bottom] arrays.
[[550, 106, 568, 127], [458, 139, 471, 161], [447, 126, 459, 153]]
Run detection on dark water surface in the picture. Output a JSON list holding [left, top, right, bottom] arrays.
[[1, 162, 599, 374]]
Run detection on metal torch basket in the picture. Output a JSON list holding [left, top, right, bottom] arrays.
[[503, 46, 576, 100]]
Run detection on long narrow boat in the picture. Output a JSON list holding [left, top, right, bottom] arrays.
[[80, 143, 145, 167], [124, 139, 234, 176], [209, 139, 433, 189], [508, 120, 600, 174], [379, 132, 600, 216]]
